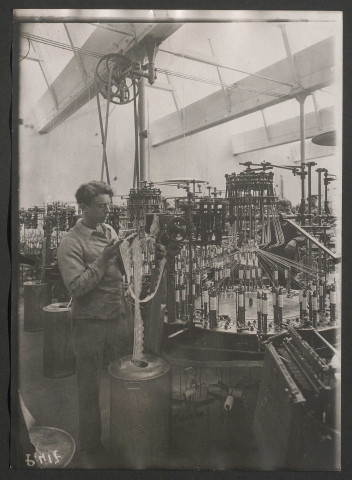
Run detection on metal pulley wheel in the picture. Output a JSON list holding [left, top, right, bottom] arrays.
[[95, 53, 139, 105]]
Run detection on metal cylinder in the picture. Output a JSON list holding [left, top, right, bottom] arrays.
[[42, 303, 76, 378], [23, 281, 51, 332], [109, 353, 171, 468]]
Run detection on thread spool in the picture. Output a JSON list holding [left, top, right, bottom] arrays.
[[278, 288, 284, 324], [312, 291, 318, 328], [183, 387, 197, 400], [262, 292, 268, 332], [299, 290, 303, 320], [272, 289, 277, 324], [302, 291, 308, 313], [330, 286, 337, 322], [257, 291, 262, 332], [224, 395, 234, 411]]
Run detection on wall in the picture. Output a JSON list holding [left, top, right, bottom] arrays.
[[19, 96, 340, 216]]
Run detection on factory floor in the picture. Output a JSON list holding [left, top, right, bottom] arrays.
[[17, 291, 263, 470]]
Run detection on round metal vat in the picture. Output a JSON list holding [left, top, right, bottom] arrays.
[[43, 303, 76, 378], [23, 281, 51, 332], [109, 353, 171, 468]]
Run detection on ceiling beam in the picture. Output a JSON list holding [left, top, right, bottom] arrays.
[[235, 139, 335, 165], [35, 23, 182, 133], [231, 106, 334, 155], [150, 36, 334, 147], [63, 23, 88, 84]]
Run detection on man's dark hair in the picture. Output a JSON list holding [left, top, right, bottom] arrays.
[[75, 181, 114, 205], [277, 198, 292, 208]]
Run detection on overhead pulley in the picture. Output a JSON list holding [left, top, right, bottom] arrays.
[[95, 52, 157, 105]]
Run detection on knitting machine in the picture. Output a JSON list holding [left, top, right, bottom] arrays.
[[252, 325, 340, 469], [127, 182, 163, 228], [160, 166, 339, 362]]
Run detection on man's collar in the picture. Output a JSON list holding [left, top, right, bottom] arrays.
[[76, 218, 98, 236]]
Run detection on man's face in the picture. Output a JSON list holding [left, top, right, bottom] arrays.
[[82, 194, 111, 225], [278, 204, 292, 215]]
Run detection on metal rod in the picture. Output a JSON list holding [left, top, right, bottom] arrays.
[[138, 77, 147, 182], [297, 94, 307, 220], [133, 82, 139, 188], [306, 161, 317, 267], [307, 164, 312, 218], [187, 190, 194, 338], [312, 330, 340, 358], [285, 219, 340, 262], [159, 47, 294, 88]]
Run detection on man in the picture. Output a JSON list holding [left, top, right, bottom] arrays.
[[271, 198, 305, 260], [306, 194, 319, 223], [57, 180, 133, 467]]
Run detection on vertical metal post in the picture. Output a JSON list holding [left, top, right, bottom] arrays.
[[324, 171, 330, 215], [133, 82, 139, 189], [306, 162, 316, 267], [139, 77, 147, 182], [187, 189, 194, 338], [307, 165, 312, 218], [297, 93, 307, 222], [306, 162, 317, 220], [167, 256, 176, 323], [316, 168, 323, 223]]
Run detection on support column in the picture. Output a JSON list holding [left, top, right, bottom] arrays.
[[297, 93, 307, 221], [138, 77, 148, 183]]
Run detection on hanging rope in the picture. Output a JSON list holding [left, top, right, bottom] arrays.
[[95, 66, 113, 184]]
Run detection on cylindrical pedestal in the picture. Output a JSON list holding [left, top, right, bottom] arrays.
[[109, 354, 171, 469], [43, 303, 76, 378], [24, 281, 51, 332]]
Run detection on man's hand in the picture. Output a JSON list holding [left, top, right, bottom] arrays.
[[101, 239, 122, 263]]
